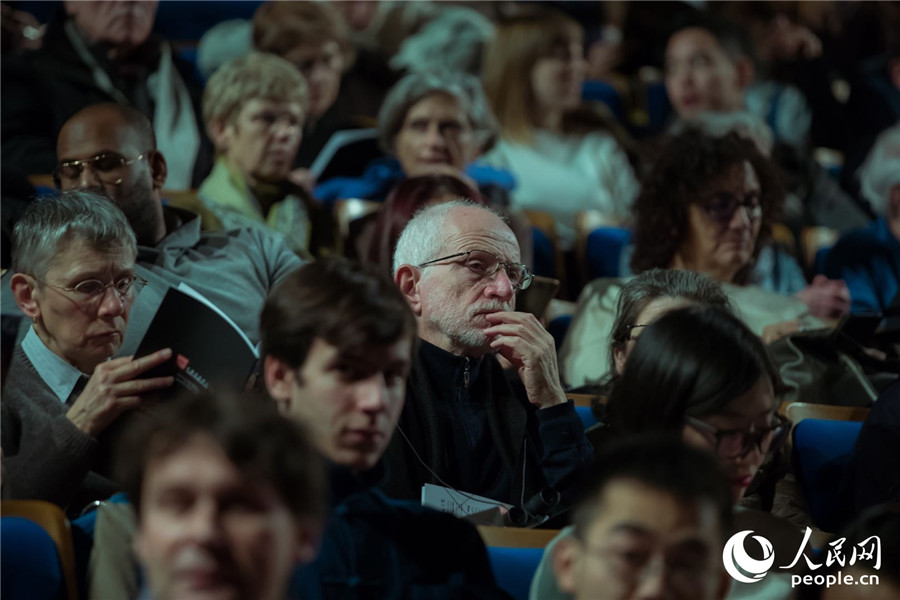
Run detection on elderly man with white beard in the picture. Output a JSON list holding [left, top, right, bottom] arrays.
[[384, 201, 592, 516]]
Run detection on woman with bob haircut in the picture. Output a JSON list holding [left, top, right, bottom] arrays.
[[479, 6, 638, 246], [314, 70, 510, 206]]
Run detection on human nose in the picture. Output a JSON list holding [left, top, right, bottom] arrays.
[[727, 204, 753, 230], [76, 162, 102, 189], [633, 553, 669, 600], [484, 266, 516, 301], [96, 284, 126, 316], [184, 500, 222, 545], [355, 374, 389, 414], [423, 123, 447, 148]]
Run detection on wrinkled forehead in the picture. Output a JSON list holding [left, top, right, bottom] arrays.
[[438, 209, 520, 261]]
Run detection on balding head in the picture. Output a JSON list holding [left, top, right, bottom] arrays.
[[57, 103, 167, 246]]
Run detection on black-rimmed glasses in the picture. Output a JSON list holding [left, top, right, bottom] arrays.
[[685, 414, 789, 459], [54, 152, 148, 186], [700, 191, 763, 225], [418, 249, 534, 291]]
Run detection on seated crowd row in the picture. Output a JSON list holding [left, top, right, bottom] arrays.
[[1, 2, 899, 600]]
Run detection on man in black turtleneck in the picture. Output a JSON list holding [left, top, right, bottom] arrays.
[[387, 201, 593, 513], [1, 0, 212, 188], [261, 257, 508, 599]]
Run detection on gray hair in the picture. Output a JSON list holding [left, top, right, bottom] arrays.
[[377, 71, 499, 156], [859, 124, 900, 215], [11, 190, 137, 279], [609, 269, 732, 376], [392, 200, 509, 275]]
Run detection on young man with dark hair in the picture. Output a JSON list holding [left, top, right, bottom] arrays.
[[531, 437, 733, 600], [261, 256, 508, 598], [115, 391, 325, 600]]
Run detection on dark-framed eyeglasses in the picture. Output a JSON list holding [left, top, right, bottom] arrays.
[[35, 274, 147, 307], [53, 152, 148, 187], [418, 249, 534, 291], [685, 413, 790, 460], [700, 191, 763, 225]]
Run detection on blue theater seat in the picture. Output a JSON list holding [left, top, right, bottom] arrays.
[[1, 516, 66, 600], [487, 546, 546, 600], [792, 418, 863, 532]]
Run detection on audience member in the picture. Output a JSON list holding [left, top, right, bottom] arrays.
[[480, 7, 639, 245], [2, 191, 173, 513], [1, 0, 210, 189], [366, 173, 486, 272], [825, 124, 900, 313], [386, 201, 593, 509], [533, 437, 733, 600], [261, 257, 508, 597], [35, 102, 302, 347], [607, 307, 787, 502], [561, 129, 822, 388], [199, 52, 329, 257], [663, 14, 869, 233], [253, 0, 386, 168], [314, 70, 511, 206], [561, 268, 731, 390], [115, 391, 326, 600]]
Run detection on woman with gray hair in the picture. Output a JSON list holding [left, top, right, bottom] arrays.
[[3, 190, 173, 514], [561, 268, 731, 389], [824, 124, 900, 313], [314, 70, 510, 205]]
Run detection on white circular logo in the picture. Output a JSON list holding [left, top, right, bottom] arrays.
[[722, 530, 775, 584]]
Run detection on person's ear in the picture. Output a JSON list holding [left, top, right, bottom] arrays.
[[294, 517, 323, 565], [612, 343, 627, 376], [208, 118, 232, 153], [552, 535, 581, 595], [735, 56, 755, 90], [264, 355, 297, 416], [10, 273, 41, 320], [395, 264, 423, 316], [149, 150, 167, 191]]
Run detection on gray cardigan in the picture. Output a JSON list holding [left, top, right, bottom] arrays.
[[1, 345, 117, 512]]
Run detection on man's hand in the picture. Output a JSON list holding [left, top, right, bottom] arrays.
[[795, 275, 851, 319], [66, 348, 175, 437], [483, 312, 566, 409]]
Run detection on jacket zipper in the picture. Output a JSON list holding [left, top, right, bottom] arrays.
[[463, 357, 471, 389]]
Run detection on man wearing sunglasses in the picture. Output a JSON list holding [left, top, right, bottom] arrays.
[[45, 102, 302, 352], [386, 201, 592, 514]]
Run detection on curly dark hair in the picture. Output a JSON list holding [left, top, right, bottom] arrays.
[[630, 128, 784, 285]]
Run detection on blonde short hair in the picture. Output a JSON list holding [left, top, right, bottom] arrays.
[[202, 52, 309, 135]]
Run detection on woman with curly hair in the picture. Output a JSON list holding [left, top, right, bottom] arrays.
[[630, 128, 781, 285], [561, 128, 822, 389]]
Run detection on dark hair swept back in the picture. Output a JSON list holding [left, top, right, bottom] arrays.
[[260, 256, 417, 369]]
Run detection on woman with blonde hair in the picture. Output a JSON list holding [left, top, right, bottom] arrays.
[[479, 7, 638, 246]]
